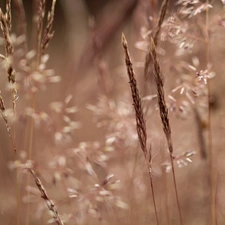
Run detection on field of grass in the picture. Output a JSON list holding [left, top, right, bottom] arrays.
[[0, 0, 225, 225]]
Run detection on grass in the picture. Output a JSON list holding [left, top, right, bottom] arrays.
[[0, 0, 225, 225]]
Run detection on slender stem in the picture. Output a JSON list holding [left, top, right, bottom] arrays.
[[149, 37, 183, 225], [161, 147, 169, 225], [215, 173, 218, 225], [122, 34, 160, 225], [26, 93, 36, 225], [26, 1, 45, 222], [15, 150, 20, 225], [129, 151, 138, 225], [148, 161, 160, 225], [170, 154, 183, 225], [205, 2, 214, 224], [164, 173, 169, 225], [28, 168, 64, 225]]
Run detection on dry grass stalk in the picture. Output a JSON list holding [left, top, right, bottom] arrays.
[[149, 37, 183, 225], [0, 4, 18, 126], [147, 145, 160, 225], [205, 3, 215, 224], [5, 0, 11, 32], [28, 168, 64, 225], [0, 94, 16, 152], [144, 0, 169, 102], [122, 33, 159, 225], [41, 0, 56, 56], [0, 6, 16, 84], [149, 39, 170, 139], [154, 0, 169, 46], [122, 34, 147, 156], [37, 0, 46, 63], [0, 8, 13, 57]]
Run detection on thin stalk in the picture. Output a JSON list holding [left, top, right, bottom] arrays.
[[148, 146, 160, 225], [37, 0, 46, 65], [27, 168, 64, 225], [26, 94, 36, 225], [122, 34, 160, 225], [149, 37, 183, 225], [15, 151, 20, 225], [150, 0, 157, 29], [144, 0, 170, 113], [161, 147, 169, 225], [215, 173, 218, 225], [205, 2, 214, 224], [153, 0, 169, 46], [27, 1, 47, 222], [0, 3, 19, 224], [26, 2, 45, 224], [170, 154, 182, 225], [128, 149, 138, 225], [27, 1, 58, 223]]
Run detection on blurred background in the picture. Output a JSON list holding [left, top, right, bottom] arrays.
[[0, 0, 225, 225]]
